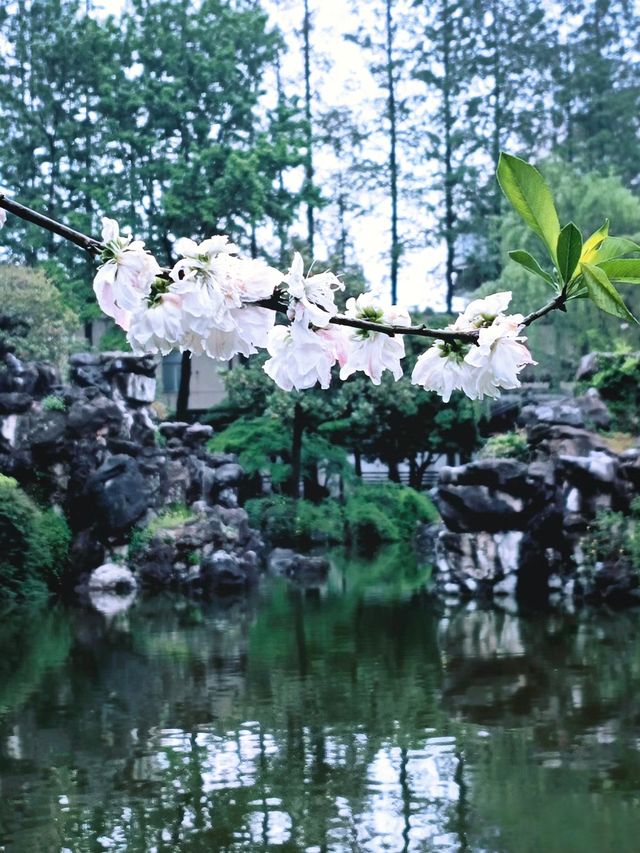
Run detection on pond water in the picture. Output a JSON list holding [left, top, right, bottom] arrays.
[[1, 547, 640, 852]]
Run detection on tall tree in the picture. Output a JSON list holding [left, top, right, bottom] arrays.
[[302, 0, 316, 257], [348, 0, 412, 303], [413, 0, 478, 312], [0, 0, 123, 315], [550, 0, 640, 188]]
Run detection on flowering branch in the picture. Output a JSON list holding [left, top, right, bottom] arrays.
[[0, 193, 545, 344], [3, 149, 635, 403]]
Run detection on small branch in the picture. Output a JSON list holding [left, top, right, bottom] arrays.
[[521, 291, 567, 327], [253, 293, 478, 342], [0, 194, 565, 344], [0, 193, 104, 256]]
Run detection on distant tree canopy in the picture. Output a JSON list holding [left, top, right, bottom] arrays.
[[0, 265, 79, 365]]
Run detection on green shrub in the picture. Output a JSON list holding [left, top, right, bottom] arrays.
[[98, 323, 130, 352], [245, 495, 343, 548], [344, 499, 399, 547], [582, 508, 640, 572], [478, 431, 530, 462], [0, 475, 71, 605], [344, 483, 439, 545], [578, 353, 640, 432], [42, 394, 66, 412], [246, 484, 438, 551], [128, 504, 194, 559]]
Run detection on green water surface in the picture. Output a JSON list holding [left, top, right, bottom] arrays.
[[1, 548, 640, 852]]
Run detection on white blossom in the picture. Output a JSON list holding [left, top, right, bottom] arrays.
[[264, 320, 342, 391], [199, 306, 275, 360], [94, 217, 162, 328], [170, 237, 282, 335], [284, 252, 344, 327], [411, 344, 475, 403], [452, 291, 513, 331], [464, 314, 535, 399], [127, 292, 184, 355], [0, 209, 6, 229], [339, 293, 410, 384]]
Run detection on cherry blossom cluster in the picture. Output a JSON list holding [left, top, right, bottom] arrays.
[[411, 293, 536, 401], [6, 212, 535, 401]]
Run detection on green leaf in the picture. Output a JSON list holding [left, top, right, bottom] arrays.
[[593, 237, 640, 264], [597, 259, 640, 284], [497, 152, 561, 262], [556, 222, 582, 283], [508, 250, 556, 287], [581, 263, 638, 323], [580, 219, 609, 264]]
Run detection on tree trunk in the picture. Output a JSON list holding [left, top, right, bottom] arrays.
[[289, 402, 304, 498], [176, 350, 192, 421], [353, 448, 362, 478], [388, 458, 400, 482], [442, 0, 456, 313], [303, 0, 315, 258], [385, 0, 400, 304]]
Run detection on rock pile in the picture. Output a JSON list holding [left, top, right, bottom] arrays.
[[0, 351, 254, 587], [431, 389, 640, 606]]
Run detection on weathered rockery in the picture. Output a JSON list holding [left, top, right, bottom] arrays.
[[0, 350, 255, 590], [430, 391, 640, 605]]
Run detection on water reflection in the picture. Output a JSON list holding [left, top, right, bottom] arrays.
[[1, 551, 640, 851]]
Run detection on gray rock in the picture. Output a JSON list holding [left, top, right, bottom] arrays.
[[520, 399, 584, 428], [576, 388, 611, 430], [84, 454, 149, 534], [575, 352, 600, 381], [184, 423, 214, 445], [213, 463, 244, 486], [267, 548, 329, 584], [119, 373, 156, 404], [201, 550, 249, 590], [67, 396, 123, 436], [88, 562, 137, 591], [158, 421, 189, 439], [27, 409, 67, 449], [268, 548, 297, 575], [0, 392, 32, 414]]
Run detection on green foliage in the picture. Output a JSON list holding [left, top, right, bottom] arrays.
[[246, 484, 438, 550], [582, 509, 640, 574], [0, 608, 72, 717], [0, 265, 79, 365], [497, 153, 561, 264], [128, 504, 194, 559], [497, 153, 639, 326], [42, 395, 66, 413], [98, 323, 130, 353], [245, 495, 344, 549], [0, 475, 70, 606], [579, 353, 640, 432], [344, 483, 439, 548], [480, 161, 640, 383], [478, 431, 530, 462], [209, 414, 349, 490]]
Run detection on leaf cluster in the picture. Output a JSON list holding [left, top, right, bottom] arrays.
[[498, 152, 640, 324]]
